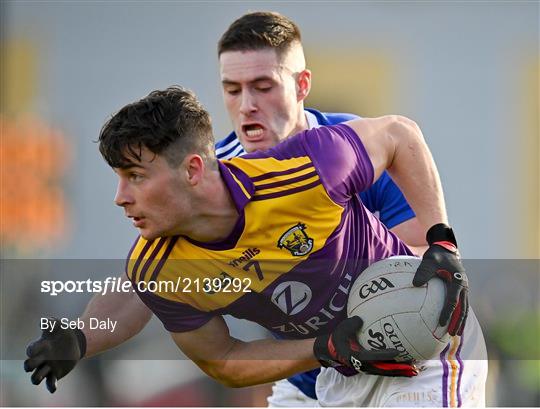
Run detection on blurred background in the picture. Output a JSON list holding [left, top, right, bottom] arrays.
[[1, 0, 538, 406]]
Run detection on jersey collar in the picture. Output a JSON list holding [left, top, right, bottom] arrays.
[[305, 109, 320, 130], [218, 161, 255, 212]]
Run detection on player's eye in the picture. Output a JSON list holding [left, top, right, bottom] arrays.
[[256, 86, 272, 93], [129, 173, 144, 183], [225, 88, 240, 96]]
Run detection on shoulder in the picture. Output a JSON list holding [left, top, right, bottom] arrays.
[[344, 115, 419, 139], [306, 108, 360, 125], [125, 235, 180, 283], [226, 148, 314, 180]]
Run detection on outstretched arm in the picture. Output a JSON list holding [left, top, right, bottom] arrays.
[[80, 275, 153, 357], [346, 116, 468, 336], [171, 315, 417, 388], [24, 275, 153, 392], [171, 315, 318, 387]]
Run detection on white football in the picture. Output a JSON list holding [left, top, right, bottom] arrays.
[[347, 256, 450, 361]]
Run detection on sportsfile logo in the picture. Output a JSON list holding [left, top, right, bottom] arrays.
[[41, 276, 252, 296]]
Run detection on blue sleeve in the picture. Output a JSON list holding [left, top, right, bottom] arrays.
[[359, 172, 416, 229], [215, 132, 245, 159]]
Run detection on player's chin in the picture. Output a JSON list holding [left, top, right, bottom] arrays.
[[139, 228, 159, 241], [244, 140, 273, 153]]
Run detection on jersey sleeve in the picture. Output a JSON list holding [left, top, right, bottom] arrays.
[[359, 172, 416, 228], [215, 131, 246, 159], [300, 124, 374, 205], [259, 123, 374, 205], [125, 236, 213, 333], [134, 287, 214, 333]]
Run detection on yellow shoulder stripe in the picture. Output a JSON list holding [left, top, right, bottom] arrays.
[[255, 173, 320, 196], [126, 236, 179, 283], [227, 156, 312, 178], [229, 170, 252, 200]]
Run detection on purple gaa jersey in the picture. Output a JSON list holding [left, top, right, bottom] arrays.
[[215, 108, 416, 230], [126, 124, 413, 339]]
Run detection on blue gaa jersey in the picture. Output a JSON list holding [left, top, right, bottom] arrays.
[[215, 110, 416, 401]]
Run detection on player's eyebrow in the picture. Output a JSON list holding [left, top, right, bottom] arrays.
[[221, 75, 275, 86], [114, 163, 146, 172]]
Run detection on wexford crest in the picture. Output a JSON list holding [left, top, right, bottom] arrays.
[[277, 223, 314, 256]]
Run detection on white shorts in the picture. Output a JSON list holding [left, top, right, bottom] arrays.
[[267, 379, 318, 407], [316, 309, 488, 407]]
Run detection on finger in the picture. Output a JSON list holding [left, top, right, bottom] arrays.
[[439, 283, 461, 327], [412, 265, 435, 287], [24, 354, 47, 372], [357, 348, 400, 362], [340, 316, 364, 336], [46, 374, 58, 393], [451, 290, 467, 336], [31, 364, 51, 385], [457, 290, 469, 336], [447, 290, 463, 336], [26, 340, 47, 358]]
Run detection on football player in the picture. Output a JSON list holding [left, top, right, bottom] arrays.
[[26, 86, 485, 406]]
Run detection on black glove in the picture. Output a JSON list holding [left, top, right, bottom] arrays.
[[24, 318, 86, 393], [413, 223, 469, 336], [313, 316, 418, 377]]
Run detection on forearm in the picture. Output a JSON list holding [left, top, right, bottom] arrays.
[[406, 244, 428, 256], [171, 317, 319, 388], [79, 283, 152, 357], [386, 116, 448, 230], [389, 218, 428, 255], [205, 338, 319, 387]]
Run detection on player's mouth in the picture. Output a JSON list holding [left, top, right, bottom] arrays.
[[242, 123, 265, 141], [128, 215, 145, 228]]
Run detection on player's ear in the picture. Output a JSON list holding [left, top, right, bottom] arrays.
[[296, 69, 312, 102], [184, 154, 205, 186]]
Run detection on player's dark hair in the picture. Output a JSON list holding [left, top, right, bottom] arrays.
[[218, 11, 302, 57], [98, 86, 215, 169]]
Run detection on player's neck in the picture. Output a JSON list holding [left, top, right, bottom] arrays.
[[293, 108, 309, 134], [183, 169, 239, 243]]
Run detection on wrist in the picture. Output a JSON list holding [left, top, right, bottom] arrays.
[[313, 334, 333, 368], [73, 328, 87, 359], [426, 223, 457, 247]]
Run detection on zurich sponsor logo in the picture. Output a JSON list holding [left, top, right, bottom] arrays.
[[272, 272, 354, 336], [271, 281, 312, 315]]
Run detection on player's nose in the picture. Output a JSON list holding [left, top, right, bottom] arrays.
[[114, 180, 134, 207], [239, 91, 257, 115]]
